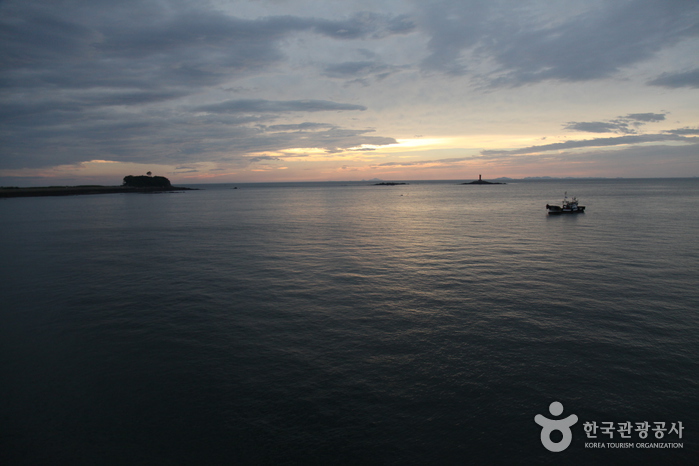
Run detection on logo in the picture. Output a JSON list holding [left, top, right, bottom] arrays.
[[535, 401, 578, 452]]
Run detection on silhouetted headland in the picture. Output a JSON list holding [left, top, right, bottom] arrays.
[[374, 182, 408, 186], [0, 175, 196, 198], [462, 175, 506, 185]]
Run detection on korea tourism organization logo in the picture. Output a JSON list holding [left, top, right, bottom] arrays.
[[535, 401, 578, 452], [535, 401, 685, 452]]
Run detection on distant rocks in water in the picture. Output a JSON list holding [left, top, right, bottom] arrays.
[[462, 175, 505, 185], [463, 179, 505, 185], [374, 182, 408, 186]]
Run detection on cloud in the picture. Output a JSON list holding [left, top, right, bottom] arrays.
[[376, 157, 472, 167], [309, 12, 415, 39], [418, 0, 699, 85], [664, 127, 699, 135], [0, 102, 394, 170], [564, 122, 628, 134], [322, 61, 407, 83], [626, 113, 666, 122], [194, 99, 367, 114], [248, 155, 282, 163], [648, 68, 699, 88], [1, 4, 416, 93], [265, 122, 336, 132], [482, 133, 694, 157], [0, 1, 412, 170], [0, 1, 414, 98], [564, 113, 667, 134], [536, 141, 699, 176]]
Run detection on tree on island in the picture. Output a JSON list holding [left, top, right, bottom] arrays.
[[123, 175, 172, 188]]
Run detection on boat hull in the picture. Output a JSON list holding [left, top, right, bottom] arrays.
[[547, 206, 585, 214]]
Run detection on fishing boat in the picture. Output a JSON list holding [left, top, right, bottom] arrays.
[[546, 192, 585, 214]]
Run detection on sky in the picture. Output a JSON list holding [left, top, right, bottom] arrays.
[[1, 0, 698, 185]]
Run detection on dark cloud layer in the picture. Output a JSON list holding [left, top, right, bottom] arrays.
[[648, 68, 699, 88], [626, 113, 666, 122], [419, 0, 699, 85], [664, 127, 699, 135], [564, 113, 667, 134], [1, 4, 414, 92], [482, 133, 693, 157], [564, 122, 625, 134], [0, 0, 412, 169], [195, 99, 367, 114]]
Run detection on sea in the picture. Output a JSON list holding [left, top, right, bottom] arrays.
[[1, 178, 698, 465]]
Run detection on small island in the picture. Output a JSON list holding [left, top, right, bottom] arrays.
[[0, 173, 195, 198], [374, 182, 409, 186], [462, 175, 506, 185], [122, 174, 173, 188]]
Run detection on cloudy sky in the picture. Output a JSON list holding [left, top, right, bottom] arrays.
[[1, 0, 698, 185]]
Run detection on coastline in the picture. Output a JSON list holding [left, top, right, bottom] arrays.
[[0, 185, 196, 198]]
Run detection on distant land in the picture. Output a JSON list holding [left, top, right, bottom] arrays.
[[492, 176, 626, 180], [0, 175, 195, 198], [357, 176, 627, 183]]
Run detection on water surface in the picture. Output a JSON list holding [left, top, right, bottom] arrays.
[[1, 179, 697, 464]]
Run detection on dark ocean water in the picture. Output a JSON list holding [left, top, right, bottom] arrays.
[[1, 179, 698, 465]]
